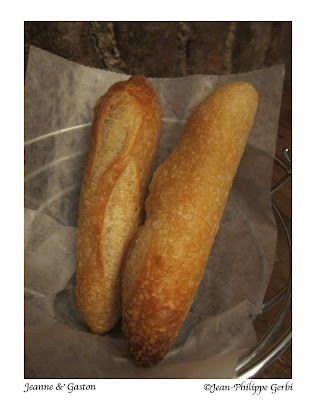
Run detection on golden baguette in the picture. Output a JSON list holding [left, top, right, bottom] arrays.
[[75, 75, 161, 334], [120, 82, 258, 367]]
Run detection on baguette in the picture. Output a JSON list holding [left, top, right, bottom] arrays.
[[120, 82, 258, 367], [75, 75, 161, 334]]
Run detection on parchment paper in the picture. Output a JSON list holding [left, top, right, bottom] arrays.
[[24, 46, 284, 378]]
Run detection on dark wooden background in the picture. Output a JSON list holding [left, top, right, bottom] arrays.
[[24, 21, 292, 379]]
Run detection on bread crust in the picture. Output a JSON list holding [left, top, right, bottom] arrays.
[[75, 75, 161, 334], [121, 82, 258, 366]]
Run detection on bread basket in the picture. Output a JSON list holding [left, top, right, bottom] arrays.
[[235, 147, 292, 377]]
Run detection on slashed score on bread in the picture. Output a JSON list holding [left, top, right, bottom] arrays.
[[120, 82, 259, 367], [75, 76, 162, 334]]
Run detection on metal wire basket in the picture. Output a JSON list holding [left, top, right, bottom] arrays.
[[235, 147, 292, 378]]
